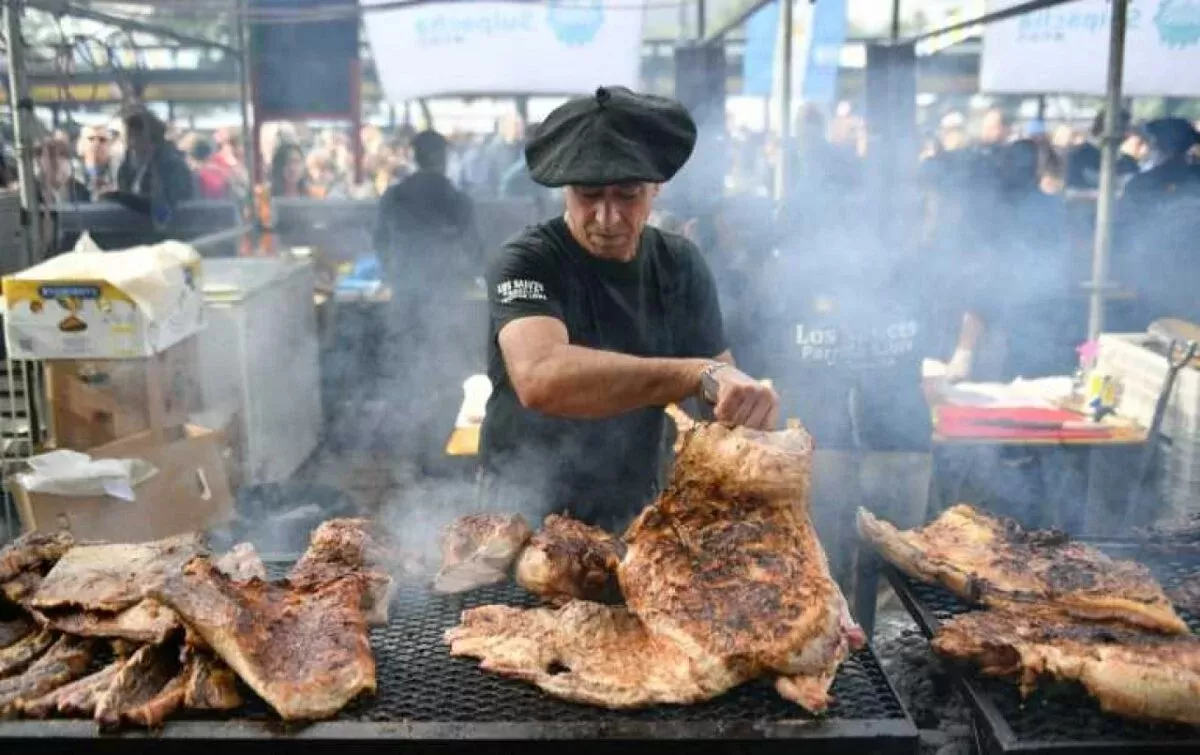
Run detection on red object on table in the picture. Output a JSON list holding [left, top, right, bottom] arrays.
[[935, 406, 1116, 441]]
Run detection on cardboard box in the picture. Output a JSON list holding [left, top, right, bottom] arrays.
[[47, 337, 201, 451], [2, 241, 203, 359], [14, 424, 233, 542]]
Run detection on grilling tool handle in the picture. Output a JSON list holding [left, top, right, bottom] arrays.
[[1127, 339, 1200, 520]]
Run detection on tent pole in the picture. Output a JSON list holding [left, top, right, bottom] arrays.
[[1087, 0, 1129, 340], [776, 0, 794, 202], [5, 0, 42, 266]]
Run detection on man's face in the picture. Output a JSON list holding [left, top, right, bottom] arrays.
[[564, 183, 657, 263], [980, 110, 1009, 145], [81, 127, 111, 163]]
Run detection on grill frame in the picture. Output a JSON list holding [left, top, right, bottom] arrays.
[[879, 540, 1200, 754], [0, 579, 918, 752]]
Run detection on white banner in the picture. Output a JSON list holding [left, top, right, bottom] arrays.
[[981, 0, 1200, 96], [362, 0, 644, 101]]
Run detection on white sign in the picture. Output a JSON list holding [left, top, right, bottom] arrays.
[[981, 0, 1200, 96], [361, 0, 644, 101]]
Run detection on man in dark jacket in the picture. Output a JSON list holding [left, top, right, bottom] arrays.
[[111, 107, 195, 227], [373, 130, 486, 471], [1065, 109, 1138, 191]]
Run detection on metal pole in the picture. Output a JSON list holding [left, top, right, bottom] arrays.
[[235, 0, 258, 222], [697, 0, 706, 39], [1087, 0, 1129, 340], [891, 0, 902, 41], [776, 0, 793, 201], [5, 0, 43, 267]]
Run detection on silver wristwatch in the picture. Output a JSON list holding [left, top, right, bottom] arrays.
[[699, 362, 730, 404]]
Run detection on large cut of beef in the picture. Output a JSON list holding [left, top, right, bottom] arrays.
[[289, 518, 394, 625], [447, 422, 862, 712], [152, 557, 375, 720], [36, 599, 180, 645], [857, 504, 1188, 634], [932, 608, 1200, 726], [0, 629, 54, 679], [435, 514, 532, 594], [515, 514, 621, 604]]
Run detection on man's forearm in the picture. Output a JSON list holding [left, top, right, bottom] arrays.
[[518, 343, 710, 418]]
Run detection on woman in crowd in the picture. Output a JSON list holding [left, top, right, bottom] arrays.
[[270, 142, 312, 198]]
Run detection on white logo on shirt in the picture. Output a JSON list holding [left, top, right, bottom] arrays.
[[497, 279, 547, 304]]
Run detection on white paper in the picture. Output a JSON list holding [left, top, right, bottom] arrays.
[[18, 450, 158, 502]]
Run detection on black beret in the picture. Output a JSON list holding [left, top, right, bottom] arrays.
[[526, 86, 697, 188], [1140, 117, 1200, 156]]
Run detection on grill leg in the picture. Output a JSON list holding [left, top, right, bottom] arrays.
[[854, 550, 880, 641]]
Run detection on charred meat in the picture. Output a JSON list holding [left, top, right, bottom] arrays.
[[450, 422, 861, 712], [94, 644, 181, 728], [2, 572, 43, 605], [152, 558, 375, 721], [0, 531, 74, 584], [858, 504, 1188, 634], [290, 518, 394, 626], [0, 636, 96, 717], [214, 543, 266, 582], [515, 514, 621, 604], [0, 616, 35, 650], [435, 513, 532, 594], [0, 630, 54, 679], [36, 599, 180, 645], [446, 601, 716, 707], [18, 659, 123, 718], [32, 534, 205, 614], [933, 608, 1200, 726], [181, 649, 242, 711]]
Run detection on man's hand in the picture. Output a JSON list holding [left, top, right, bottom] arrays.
[[708, 365, 779, 430]]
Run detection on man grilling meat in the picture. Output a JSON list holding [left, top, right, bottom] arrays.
[[478, 87, 778, 531]]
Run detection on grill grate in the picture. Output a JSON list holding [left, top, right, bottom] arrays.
[[885, 542, 1200, 752], [0, 576, 918, 750], [239, 580, 909, 724]]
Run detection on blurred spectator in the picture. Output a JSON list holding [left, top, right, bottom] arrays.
[[36, 137, 89, 204], [1124, 117, 1200, 198], [76, 125, 117, 197], [1064, 110, 1138, 191], [270, 142, 312, 198], [184, 137, 214, 176], [306, 151, 340, 198], [938, 111, 968, 151], [979, 107, 1014, 146], [114, 106, 195, 224], [198, 127, 248, 200]]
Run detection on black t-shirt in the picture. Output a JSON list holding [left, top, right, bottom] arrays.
[[479, 217, 726, 528], [759, 258, 939, 452]]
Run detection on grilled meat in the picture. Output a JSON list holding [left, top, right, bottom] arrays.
[[2, 572, 42, 604], [36, 599, 180, 645], [515, 514, 621, 604], [0, 531, 74, 584], [451, 422, 861, 712], [18, 659, 123, 718], [0, 630, 54, 679], [933, 608, 1200, 726], [0, 636, 96, 717], [0, 616, 35, 650], [1168, 575, 1200, 616], [32, 534, 206, 613], [182, 649, 242, 711], [290, 518, 394, 625], [215, 543, 266, 582], [94, 644, 181, 728], [152, 557, 375, 721], [621, 423, 859, 713], [435, 513, 532, 594], [857, 504, 1188, 634], [446, 601, 715, 706]]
